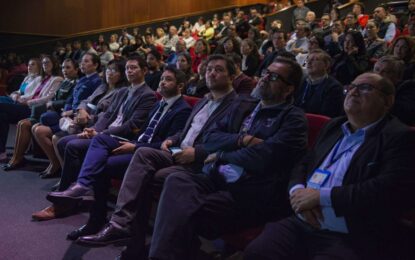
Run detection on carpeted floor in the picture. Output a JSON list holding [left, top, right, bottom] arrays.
[[0, 166, 124, 260], [0, 126, 123, 260]]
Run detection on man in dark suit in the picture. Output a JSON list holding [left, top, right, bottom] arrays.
[[39, 66, 191, 236], [32, 56, 156, 220], [244, 72, 415, 260], [146, 57, 308, 260], [76, 55, 238, 257]]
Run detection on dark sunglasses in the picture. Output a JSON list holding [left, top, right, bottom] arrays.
[[264, 70, 293, 86]]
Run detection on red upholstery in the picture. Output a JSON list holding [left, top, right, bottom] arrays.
[[182, 95, 201, 108], [221, 113, 331, 250], [305, 113, 331, 148]]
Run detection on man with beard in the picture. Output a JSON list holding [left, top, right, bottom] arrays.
[[76, 55, 238, 259], [147, 57, 308, 259]]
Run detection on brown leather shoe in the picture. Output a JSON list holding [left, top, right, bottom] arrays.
[[31, 204, 73, 221]]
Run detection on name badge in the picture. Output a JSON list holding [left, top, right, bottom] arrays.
[[307, 169, 331, 189]]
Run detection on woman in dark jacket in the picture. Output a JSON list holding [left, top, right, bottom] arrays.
[[240, 38, 260, 77], [331, 30, 369, 85]]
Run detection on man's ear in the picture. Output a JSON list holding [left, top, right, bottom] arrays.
[[177, 82, 185, 94]]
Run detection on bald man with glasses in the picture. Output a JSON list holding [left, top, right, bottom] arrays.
[[244, 72, 415, 260]]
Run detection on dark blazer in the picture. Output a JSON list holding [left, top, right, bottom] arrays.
[[289, 115, 415, 253], [134, 96, 192, 149], [167, 90, 238, 164], [331, 52, 369, 85], [204, 98, 308, 220], [242, 54, 260, 77], [93, 83, 156, 138], [392, 80, 415, 125], [294, 76, 344, 118], [64, 73, 102, 111]]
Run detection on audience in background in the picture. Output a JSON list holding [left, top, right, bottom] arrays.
[[1, 2, 415, 258]]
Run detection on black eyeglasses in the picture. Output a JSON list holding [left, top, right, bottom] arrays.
[[264, 70, 293, 86], [343, 83, 383, 95]]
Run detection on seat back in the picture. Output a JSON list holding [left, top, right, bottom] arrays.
[[305, 113, 331, 149]]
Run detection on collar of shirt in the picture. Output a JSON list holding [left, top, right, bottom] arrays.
[[307, 74, 328, 85], [128, 82, 145, 94], [206, 89, 234, 102], [341, 116, 384, 140], [85, 72, 98, 78], [162, 94, 181, 107]]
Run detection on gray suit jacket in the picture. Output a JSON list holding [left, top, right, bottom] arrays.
[[93, 83, 156, 138]]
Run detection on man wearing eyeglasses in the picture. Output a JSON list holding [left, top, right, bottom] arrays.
[[147, 57, 308, 259], [244, 72, 415, 259]]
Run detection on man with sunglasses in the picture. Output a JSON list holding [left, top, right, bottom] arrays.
[[244, 72, 415, 259], [147, 57, 308, 259]]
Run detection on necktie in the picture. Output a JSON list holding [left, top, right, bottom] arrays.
[[138, 101, 167, 143]]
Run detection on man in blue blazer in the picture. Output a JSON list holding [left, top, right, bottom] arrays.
[[244, 73, 415, 259], [39, 66, 192, 235]]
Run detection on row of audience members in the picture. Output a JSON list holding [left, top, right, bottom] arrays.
[[0, 1, 414, 259], [0, 47, 414, 259]]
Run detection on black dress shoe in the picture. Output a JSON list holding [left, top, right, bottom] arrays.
[[2, 160, 26, 171], [67, 222, 105, 241], [46, 183, 94, 205], [76, 223, 132, 247]]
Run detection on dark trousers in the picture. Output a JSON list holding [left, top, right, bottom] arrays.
[[75, 134, 132, 223], [110, 147, 197, 258], [244, 216, 360, 260], [243, 215, 415, 260], [77, 133, 132, 187], [0, 103, 31, 153], [57, 134, 92, 190], [148, 171, 243, 260]]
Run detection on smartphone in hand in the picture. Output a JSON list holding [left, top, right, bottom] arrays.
[[110, 134, 130, 142], [169, 147, 183, 155]]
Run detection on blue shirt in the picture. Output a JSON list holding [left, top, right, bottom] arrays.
[[291, 119, 382, 233]]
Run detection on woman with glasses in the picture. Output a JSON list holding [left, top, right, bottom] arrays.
[[33, 59, 126, 179], [0, 55, 63, 166]]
